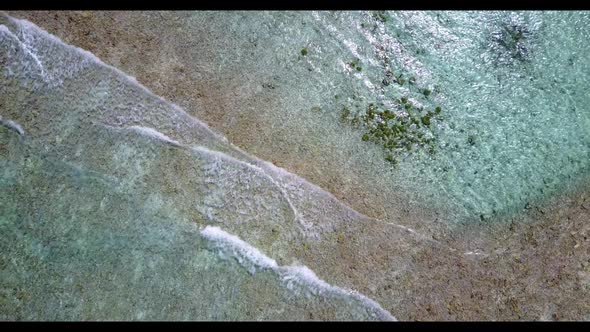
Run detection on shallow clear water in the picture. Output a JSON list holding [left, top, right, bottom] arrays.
[[1, 11, 590, 320]]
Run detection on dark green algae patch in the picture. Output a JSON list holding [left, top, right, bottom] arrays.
[[337, 86, 444, 167], [301, 21, 445, 169], [341, 101, 442, 167]]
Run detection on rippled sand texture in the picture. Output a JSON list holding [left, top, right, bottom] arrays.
[[1, 12, 590, 320]]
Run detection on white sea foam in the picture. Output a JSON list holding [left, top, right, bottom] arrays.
[[200, 225, 396, 321], [127, 126, 181, 146], [1, 15, 99, 88], [0, 23, 10, 34], [0, 118, 25, 136], [463, 249, 488, 257], [201, 225, 279, 272]]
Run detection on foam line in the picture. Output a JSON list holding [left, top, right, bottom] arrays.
[[0, 118, 25, 136], [190, 145, 303, 227], [200, 225, 279, 271], [200, 225, 396, 321], [127, 126, 181, 146]]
